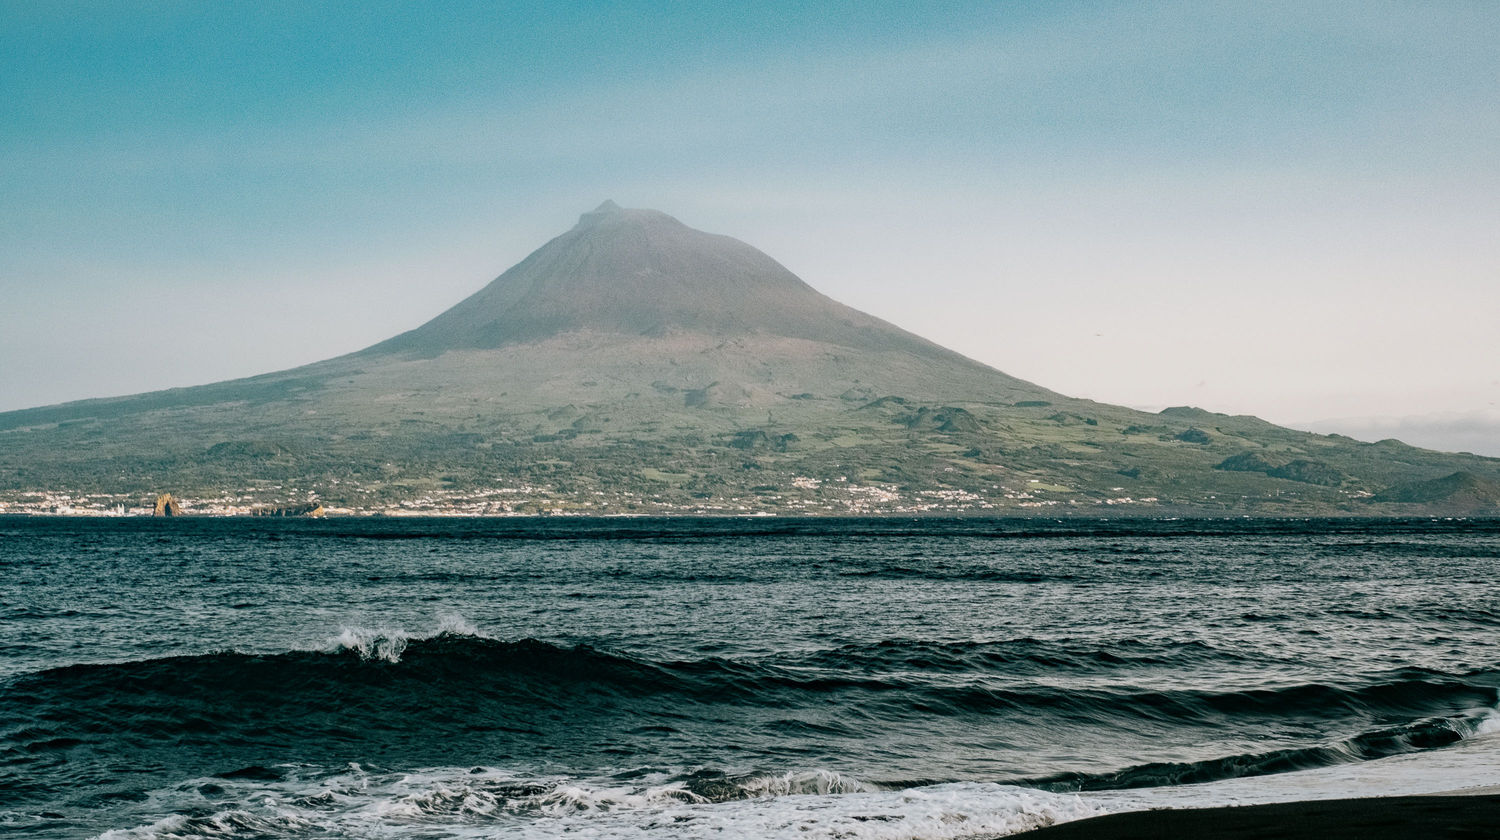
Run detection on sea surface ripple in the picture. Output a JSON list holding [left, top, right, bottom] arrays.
[[2, 516, 1498, 838]]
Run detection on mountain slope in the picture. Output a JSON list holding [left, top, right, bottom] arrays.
[[1373, 471, 1500, 513], [1, 204, 1496, 516]]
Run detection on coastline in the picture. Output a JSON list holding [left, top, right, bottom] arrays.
[[1026, 793, 1500, 839]]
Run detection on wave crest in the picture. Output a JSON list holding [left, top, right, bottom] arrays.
[[324, 612, 482, 663], [1028, 702, 1500, 791]]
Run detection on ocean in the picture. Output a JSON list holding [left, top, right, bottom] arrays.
[[3, 516, 1499, 838]]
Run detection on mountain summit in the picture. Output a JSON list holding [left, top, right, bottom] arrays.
[[368, 202, 958, 361], [1, 203, 1496, 516]]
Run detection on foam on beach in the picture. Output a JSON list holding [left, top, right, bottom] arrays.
[[94, 728, 1500, 840], [96, 768, 1109, 840]]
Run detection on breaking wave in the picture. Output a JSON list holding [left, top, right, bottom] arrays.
[[6, 633, 1498, 808]]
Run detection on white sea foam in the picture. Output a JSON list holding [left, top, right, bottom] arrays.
[[327, 626, 411, 662], [93, 728, 1500, 840], [734, 768, 877, 798], [370, 767, 878, 819], [92, 766, 1108, 840], [1473, 705, 1500, 736], [436, 611, 480, 636], [322, 612, 483, 662], [91, 702, 1500, 839], [96, 808, 321, 839]]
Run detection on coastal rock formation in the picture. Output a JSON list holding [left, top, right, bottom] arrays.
[[153, 494, 182, 517]]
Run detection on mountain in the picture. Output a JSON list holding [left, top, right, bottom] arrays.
[[369, 201, 970, 363], [2, 203, 1497, 516]]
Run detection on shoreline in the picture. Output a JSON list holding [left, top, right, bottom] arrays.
[[1026, 793, 1500, 839], [4, 510, 1499, 519]]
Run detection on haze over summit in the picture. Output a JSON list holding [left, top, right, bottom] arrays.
[[1, 3, 1497, 449]]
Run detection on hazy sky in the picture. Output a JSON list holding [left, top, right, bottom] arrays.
[[3, 2, 1497, 448]]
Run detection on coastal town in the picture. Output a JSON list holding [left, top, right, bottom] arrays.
[[0, 479, 1159, 517]]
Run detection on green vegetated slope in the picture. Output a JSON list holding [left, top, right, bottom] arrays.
[[2, 203, 1496, 515]]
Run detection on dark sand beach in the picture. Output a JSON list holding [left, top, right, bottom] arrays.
[[1026, 794, 1500, 839]]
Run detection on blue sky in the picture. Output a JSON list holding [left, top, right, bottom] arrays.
[[2, 2, 1497, 448]]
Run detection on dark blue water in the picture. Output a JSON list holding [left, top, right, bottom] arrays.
[[3, 517, 1499, 838]]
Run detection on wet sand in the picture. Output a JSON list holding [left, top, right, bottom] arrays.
[[1025, 794, 1500, 839]]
